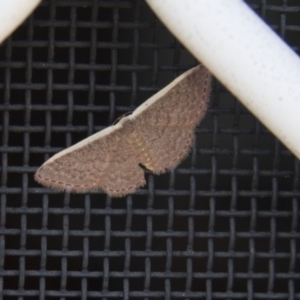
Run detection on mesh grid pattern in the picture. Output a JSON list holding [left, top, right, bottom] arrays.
[[0, 0, 299, 299]]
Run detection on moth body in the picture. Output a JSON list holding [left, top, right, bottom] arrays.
[[121, 119, 155, 172]]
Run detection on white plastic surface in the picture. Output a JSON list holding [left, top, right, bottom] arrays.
[[0, 0, 41, 44], [146, 0, 300, 160]]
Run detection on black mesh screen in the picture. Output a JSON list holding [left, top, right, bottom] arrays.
[[0, 0, 299, 299]]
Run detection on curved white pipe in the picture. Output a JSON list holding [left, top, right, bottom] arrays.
[[146, 0, 300, 160], [0, 0, 41, 44]]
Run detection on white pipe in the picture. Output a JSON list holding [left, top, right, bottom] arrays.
[[146, 0, 300, 160], [0, 0, 41, 44]]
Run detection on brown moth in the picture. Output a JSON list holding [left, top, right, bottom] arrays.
[[35, 65, 212, 197]]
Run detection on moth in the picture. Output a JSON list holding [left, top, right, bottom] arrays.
[[35, 65, 212, 197]]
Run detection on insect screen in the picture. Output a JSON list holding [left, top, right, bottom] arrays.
[[0, 0, 299, 299]]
